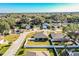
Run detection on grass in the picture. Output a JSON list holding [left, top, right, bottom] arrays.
[[48, 49, 54, 56], [74, 49, 79, 52], [16, 48, 49, 56], [26, 31, 37, 39], [0, 44, 10, 56], [25, 48, 49, 56], [16, 48, 25, 56], [53, 42, 60, 45], [0, 47, 9, 55], [25, 48, 48, 51], [27, 41, 50, 46], [4, 34, 19, 42], [53, 41, 73, 46], [0, 34, 19, 55]]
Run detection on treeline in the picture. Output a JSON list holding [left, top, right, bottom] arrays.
[[0, 13, 79, 34]]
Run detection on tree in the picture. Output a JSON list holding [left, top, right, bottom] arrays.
[[0, 20, 10, 34], [20, 15, 29, 24], [30, 16, 45, 26], [5, 18, 16, 29], [63, 24, 79, 40]]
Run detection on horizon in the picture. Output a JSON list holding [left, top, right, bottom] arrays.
[[0, 3, 79, 13]]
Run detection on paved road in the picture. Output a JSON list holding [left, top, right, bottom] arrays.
[[3, 32, 29, 56]]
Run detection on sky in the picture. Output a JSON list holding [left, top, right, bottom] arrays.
[[0, 3, 79, 13]]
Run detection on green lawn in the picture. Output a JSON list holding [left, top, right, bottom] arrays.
[[0, 34, 19, 55], [0, 44, 10, 56], [48, 49, 54, 56], [27, 41, 50, 46], [4, 34, 19, 42], [26, 31, 37, 39]]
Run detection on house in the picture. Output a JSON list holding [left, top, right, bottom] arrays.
[[50, 32, 64, 39], [32, 32, 48, 42], [41, 23, 50, 29], [74, 31, 79, 35], [26, 25, 31, 30], [51, 38, 70, 42]]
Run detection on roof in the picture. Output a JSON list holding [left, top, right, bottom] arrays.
[[51, 32, 64, 39], [74, 31, 79, 34], [72, 52, 79, 56], [68, 52, 79, 56], [34, 32, 48, 38], [51, 38, 70, 42]]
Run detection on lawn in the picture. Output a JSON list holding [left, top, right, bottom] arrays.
[[4, 34, 19, 42], [48, 49, 54, 56], [25, 48, 48, 51], [0, 44, 10, 56], [0, 34, 19, 55], [52, 41, 73, 46], [16, 48, 49, 56], [27, 41, 50, 46], [26, 31, 37, 39]]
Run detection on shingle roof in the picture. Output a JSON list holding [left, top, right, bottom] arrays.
[[51, 33, 64, 39], [69, 52, 79, 56], [34, 32, 48, 38]]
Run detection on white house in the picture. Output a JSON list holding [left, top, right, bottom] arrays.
[[26, 25, 31, 30]]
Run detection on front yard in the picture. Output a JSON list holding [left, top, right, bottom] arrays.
[[0, 44, 10, 56], [4, 34, 19, 42], [0, 34, 19, 55]]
